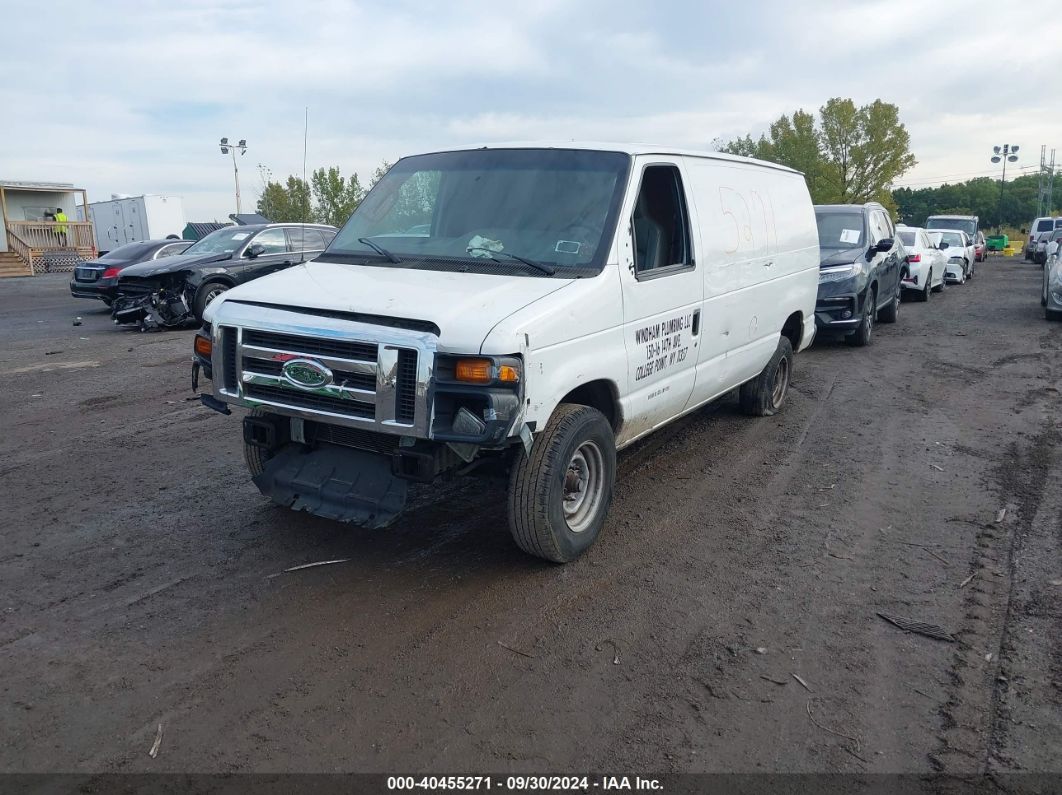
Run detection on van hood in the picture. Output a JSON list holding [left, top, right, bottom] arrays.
[[119, 251, 232, 278], [208, 260, 576, 352]]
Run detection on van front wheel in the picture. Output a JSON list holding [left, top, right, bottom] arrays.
[[508, 404, 616, 563], [739, 336, 794, 417]]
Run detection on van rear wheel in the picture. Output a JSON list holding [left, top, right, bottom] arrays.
[[739, 337, 793, 417], [508, 404, 616, 563]]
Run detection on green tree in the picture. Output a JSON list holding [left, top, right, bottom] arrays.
[[256, 174, 311, 222], [369, 160, 392, 189], [719, 98, 916, 209], [311, 167, 364, 227]]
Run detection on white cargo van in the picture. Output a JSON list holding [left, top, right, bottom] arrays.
[[1024, 216, 1061, 260], [193, 144, 819, 562]]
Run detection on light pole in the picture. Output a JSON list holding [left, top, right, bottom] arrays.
[[990, 144, 1019, 233], [220, 137, 248, 214]]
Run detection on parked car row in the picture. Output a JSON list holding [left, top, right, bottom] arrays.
[[71, 223, 338, 329]]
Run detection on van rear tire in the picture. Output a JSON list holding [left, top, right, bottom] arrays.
[[739, 337, 794, 417], [507, 404, 616, 563]]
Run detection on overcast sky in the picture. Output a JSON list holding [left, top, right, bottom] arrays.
[[2, 0, 1059, 221]]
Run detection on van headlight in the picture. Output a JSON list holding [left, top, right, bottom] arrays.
[[819, 262, 864, 283]]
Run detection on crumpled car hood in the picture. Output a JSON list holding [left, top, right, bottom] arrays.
[[119, 252, 232, 278]]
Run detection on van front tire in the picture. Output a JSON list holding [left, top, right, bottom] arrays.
[[244, 408, 273, 478], [508, 404, 616, 563], [739, 337, 793, 417]]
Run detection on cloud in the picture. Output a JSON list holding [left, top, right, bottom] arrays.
[[1, 0, 1059, 220]]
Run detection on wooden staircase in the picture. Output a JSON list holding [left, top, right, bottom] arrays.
[[0, 251, 33, 278]]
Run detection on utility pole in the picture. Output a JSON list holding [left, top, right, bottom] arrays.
[[991, 144, 1019, 233], [1036, 145, 1047, 218], [219, 137, 248, 215], [1047, 149, 1057, 216]]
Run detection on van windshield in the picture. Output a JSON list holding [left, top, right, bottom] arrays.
[[815, 212, 865, 249], [926, 217, 977, 238], [324, 149, 631, 275]]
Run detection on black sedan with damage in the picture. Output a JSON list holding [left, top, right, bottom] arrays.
[[111, 223, 337, 329], [69, 239, 193, 306]]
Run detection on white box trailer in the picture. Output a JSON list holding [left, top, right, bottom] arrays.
[[83, 194, 186, 253]]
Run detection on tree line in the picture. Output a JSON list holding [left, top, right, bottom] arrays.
[[718, 96, 1059, 229], [892, 174, 1059, 230], [255, 161, 391, 228]]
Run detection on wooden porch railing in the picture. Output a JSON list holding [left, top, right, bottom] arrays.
[[5, 230, 33, 269], [9, 220, 95, 250]]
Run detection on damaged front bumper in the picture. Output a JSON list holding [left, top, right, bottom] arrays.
[[112, 277, 195, 330]]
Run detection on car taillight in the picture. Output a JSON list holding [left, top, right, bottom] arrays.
[[102, 267, 121, 279], [908, 253, 921, 262]]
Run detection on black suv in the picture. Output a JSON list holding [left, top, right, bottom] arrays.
[[814, 203, 904, 347], [112, 223, 336, 329]]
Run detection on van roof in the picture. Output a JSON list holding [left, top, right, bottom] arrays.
[[412, 142, 803, 176], [927, 214, 977, 219]]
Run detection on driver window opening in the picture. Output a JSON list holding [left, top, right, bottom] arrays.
[[633, 165, 692, 275]]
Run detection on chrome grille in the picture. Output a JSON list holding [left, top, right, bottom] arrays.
[[242, 329, 377, 361], [211, 302, 435, 437]]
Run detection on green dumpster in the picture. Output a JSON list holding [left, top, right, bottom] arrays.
[[986, 234, 1007, 251]]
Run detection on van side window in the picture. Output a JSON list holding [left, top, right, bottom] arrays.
[[632, 165, 692, 276]]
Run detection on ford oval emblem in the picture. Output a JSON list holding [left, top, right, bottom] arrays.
[[281, 358, 333, 390]]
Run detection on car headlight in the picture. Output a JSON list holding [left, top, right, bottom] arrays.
[[819, 262, 864, 283]]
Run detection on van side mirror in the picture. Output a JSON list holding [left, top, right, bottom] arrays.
[[939, 241, 949, 250], [245, 243, 265, 259], [875, 238, 893, 252]]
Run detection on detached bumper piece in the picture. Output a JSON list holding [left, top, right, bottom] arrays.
[[252, 443, 408, 528], [112, 288, 193, 330]]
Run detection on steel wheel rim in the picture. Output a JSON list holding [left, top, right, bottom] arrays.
[[771, 355, 790, 407], [563, 441, 605, 533]]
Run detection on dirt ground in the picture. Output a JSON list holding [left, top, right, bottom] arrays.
[[0, 258, 1059, 777]]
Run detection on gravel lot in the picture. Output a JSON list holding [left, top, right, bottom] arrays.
[[1, 258, 1059, 776]]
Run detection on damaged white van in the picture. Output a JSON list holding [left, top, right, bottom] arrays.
[[192, 144, 819, 562]]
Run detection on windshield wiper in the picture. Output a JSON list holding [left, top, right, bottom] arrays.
[[357, 237, 402, 263], [467, 247, 556, 276]]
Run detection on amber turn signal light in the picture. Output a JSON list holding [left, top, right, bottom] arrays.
[[497, 365, 520, 383], [194, 335, 212, 358], [454, 358, 492, 384]]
